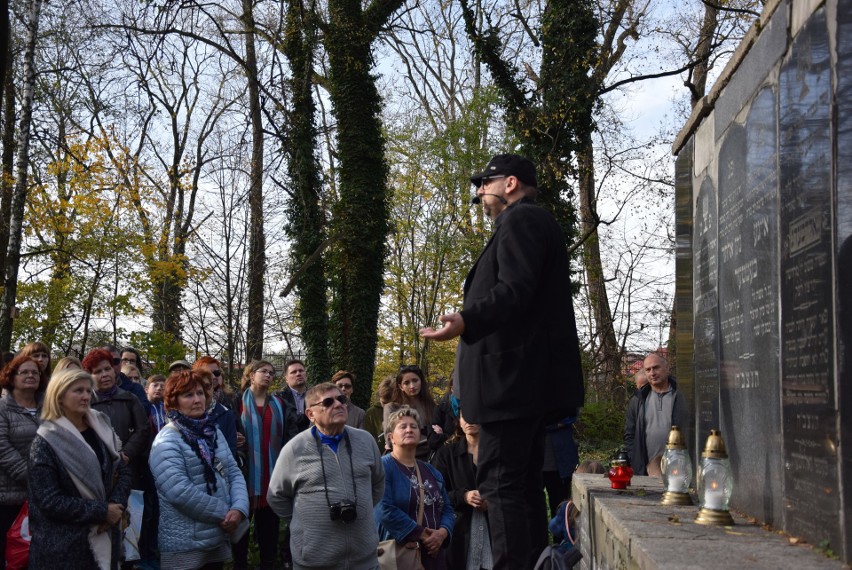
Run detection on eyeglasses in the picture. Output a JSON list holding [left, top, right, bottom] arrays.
[[256, 368, 275, 376], [311, 394, 347, 408], [120, 358, 136, 364], [482, 175, 507, 185], [211, 369, 222, 377], [16, 369, 40, 377], [336, 383, 352, 390]]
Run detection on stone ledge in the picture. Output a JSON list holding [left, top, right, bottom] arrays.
[[572, 474, 847, 570]]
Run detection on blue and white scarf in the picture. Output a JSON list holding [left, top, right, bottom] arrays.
[[241, 389, 285, 497]]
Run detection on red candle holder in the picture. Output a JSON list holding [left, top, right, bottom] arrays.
[[608, 463, 633, 489]]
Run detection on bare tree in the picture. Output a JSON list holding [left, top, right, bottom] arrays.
[[0, 0, 43, 350]]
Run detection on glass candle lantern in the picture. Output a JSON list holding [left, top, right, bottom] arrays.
[[695, 429, 735, 525], [660, 426, 693, 505]]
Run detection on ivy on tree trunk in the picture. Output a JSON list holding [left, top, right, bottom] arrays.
[[458, 0, 598, 242], [282, 0, 331, 385], [325, 0, 403, 407]]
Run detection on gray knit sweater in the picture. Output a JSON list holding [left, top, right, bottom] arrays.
[[267, 426, 384, 570]]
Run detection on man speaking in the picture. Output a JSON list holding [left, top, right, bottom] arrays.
[[421, 154, 584, 569]]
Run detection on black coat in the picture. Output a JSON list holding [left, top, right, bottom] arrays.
[[28, 433, 132, 569], [275, 388, 311, 432], [433, 438, 481, 569], [91, 388, 150, 487], [427, 395, 459, 451], [457, 198, 584, 423]]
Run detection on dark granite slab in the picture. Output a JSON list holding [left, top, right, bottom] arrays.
[[778, 6, 840, 554], [717, 85, 784, 527]]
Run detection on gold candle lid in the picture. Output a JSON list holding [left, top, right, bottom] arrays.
[[701, 429, 728, 459], [665, 426, 687, 450]]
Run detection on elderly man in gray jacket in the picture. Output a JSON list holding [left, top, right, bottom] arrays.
[[267, 382, 385, 570]]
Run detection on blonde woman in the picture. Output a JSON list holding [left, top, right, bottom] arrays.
[[28, 368, 131, 569], [376, 406, 454, 569], [54, 356, 82, 372]]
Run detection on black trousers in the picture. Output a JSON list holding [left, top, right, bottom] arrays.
[[542, 470, 572, 519], [232, 504, 280, 566], [477, 418, 547, 570]]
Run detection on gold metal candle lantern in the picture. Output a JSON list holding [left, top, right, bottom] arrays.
[[660, 426, 693, 506], [695, 429, 735, 525]]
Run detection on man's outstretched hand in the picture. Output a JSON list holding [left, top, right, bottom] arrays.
[[419, 312, 465, 341]]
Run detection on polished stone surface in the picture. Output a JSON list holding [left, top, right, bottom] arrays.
[[717, 87, 784, 527], [778, 6, 840, 552]]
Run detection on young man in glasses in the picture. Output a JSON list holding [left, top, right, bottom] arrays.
[[421, 154, 585, 569], [332, 370, 366, 429], [267, 382, 385, 569]]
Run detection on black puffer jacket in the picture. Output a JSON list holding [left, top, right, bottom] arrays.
[[0, 393, 41, 505]]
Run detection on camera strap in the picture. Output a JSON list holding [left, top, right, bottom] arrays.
[[313, 428, 358, 510]]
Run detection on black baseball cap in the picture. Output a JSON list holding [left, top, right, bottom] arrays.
[[470, 154, 538, 188]]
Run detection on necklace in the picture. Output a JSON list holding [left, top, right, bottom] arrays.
[[393, 457, 424, 489]]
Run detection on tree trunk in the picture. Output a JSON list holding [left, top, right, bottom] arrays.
[[243, 0, 265, 362], [151, 269, 183, 340], [41, 118, 72, 349], [578, 133, 622, 403], [326, 0, 402, 404], [0, 0, 42, 350], [0, 56, 14, 280], [691, 1, 719, 107], [283, 0, 330, 385], [0, 0, 7, 110]]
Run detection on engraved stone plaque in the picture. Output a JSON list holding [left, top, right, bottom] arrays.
[[778, 7, 840, 551], [717, 86, 783, 525]]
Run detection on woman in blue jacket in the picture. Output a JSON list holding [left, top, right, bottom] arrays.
[[376, 407, 454, 570], [149, 370, 248, 570]]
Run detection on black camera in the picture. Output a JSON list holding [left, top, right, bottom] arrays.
[[329, 500, 357, 523]]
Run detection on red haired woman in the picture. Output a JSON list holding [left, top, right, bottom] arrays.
[[0, 354, 47, 564], [81, 349, 149, 488]]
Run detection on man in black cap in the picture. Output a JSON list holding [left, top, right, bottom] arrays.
[[421, 153, 584, 569]]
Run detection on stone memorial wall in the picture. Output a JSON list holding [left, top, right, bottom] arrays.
[[673, 0, 850, 561]]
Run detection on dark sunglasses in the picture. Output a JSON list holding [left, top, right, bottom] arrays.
[[311, 394, 347, 408], [212, 369, 222, 377]]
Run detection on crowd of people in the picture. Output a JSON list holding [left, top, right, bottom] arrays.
[[0, 154, 597, 570], [0, 344, 585, 570]]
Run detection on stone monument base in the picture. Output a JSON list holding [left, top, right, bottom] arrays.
[[571, 474, 845, 570]]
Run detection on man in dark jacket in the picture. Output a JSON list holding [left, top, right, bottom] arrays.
[[421, 154, 584, 569], [276, 359, 311, 433], [624, 353, 688, 476]]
